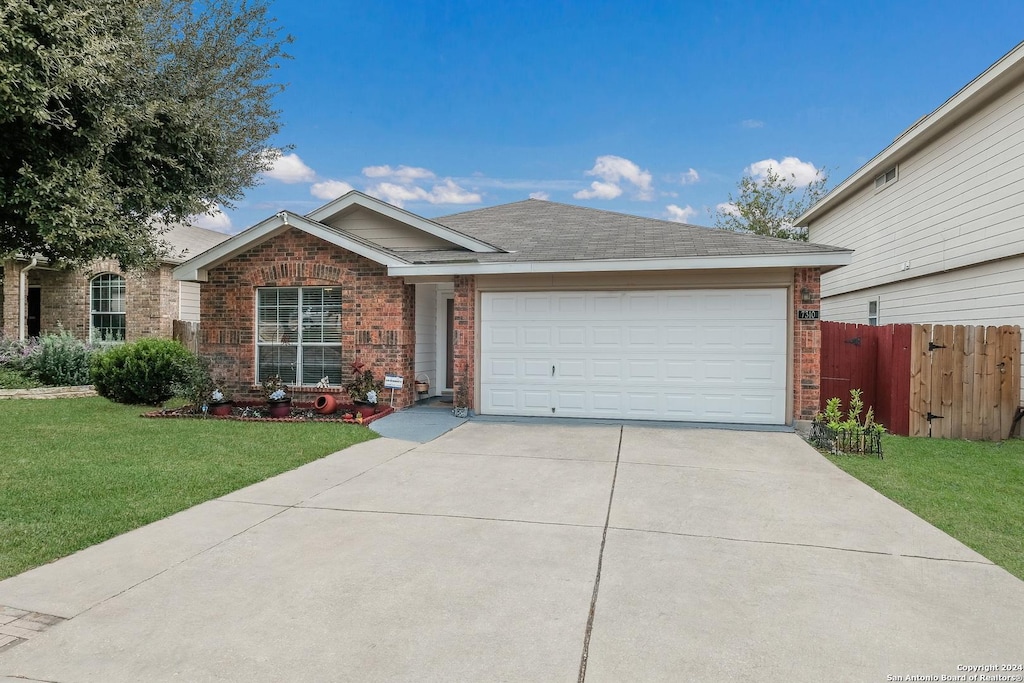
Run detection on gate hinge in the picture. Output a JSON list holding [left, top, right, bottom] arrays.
[[926, 412, 944, 421], [928, 342, 946, 351]]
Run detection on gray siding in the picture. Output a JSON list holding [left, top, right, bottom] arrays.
[[810, 78, 1024, 299], [178, 281, 201, 322], [414, 284, 438, 395], [325, 207, 456, 251]]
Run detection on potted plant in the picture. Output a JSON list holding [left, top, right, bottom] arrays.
[[263, 375, 292, 418], [208, 388, 233, 416], [345, 362, 384, 417]]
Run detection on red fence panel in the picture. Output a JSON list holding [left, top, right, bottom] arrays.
[[820, 322, 911, 436]]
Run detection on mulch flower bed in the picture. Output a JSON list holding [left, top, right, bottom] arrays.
[[143, 401, 394, 424]]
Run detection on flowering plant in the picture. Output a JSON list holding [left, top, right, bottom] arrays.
[[209, 388, 231, 404], [344, 361, 383, 404], [262, 375, 290, 402]]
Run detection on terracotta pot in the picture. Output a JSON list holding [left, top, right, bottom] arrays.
[[209, 401, 233, 417], [313, 394, 338, 415], [355, 403, 378, 418], [267, 399, 292, 418]]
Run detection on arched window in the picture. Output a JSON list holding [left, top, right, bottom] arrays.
[[90, 274, 126, 342]]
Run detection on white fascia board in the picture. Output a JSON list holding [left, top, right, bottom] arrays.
[[797, 40, 1024, 226], [173, 212, 407, 282], [306, 190, 502, 253], [386, 252, 853, 277]]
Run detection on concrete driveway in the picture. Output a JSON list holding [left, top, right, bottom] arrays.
[[1, 423, 1022, 682]]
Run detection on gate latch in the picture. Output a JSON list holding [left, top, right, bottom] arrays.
[[845, 337, 861, 346]]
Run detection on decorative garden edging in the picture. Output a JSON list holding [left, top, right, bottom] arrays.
[[143, 401, 394, 424], [0, 386, 97, 400], [809, 420, 883, 458]]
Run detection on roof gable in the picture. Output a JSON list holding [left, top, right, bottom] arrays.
[[173, 211, 409, 282], [306, 190, 502, 253]]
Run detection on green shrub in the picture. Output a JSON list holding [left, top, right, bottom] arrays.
[[30, 331, 95, 386], [91, 338, 199, 405]]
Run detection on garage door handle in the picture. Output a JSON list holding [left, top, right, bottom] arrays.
[[552, 365, 555, 377]]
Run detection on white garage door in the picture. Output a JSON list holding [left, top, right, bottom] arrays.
[[479, 289, 788, 424]]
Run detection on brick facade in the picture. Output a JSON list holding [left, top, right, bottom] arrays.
[[199, 228, 417, 407], [1, 259, 178, 342], [452, 275, 477, 410], [793, 267, 822, 422]]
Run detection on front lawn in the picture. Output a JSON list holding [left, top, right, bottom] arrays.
[[0, 397, 377, 580], [827, 436, 1024, 580]]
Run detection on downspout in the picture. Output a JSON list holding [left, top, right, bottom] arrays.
[[19, 257, 38, 340]]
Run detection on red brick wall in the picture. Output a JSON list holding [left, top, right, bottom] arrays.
[[793, 267, 822, 421], [200, 228, 417, 406], [452, 275, 476, 410], [1, 259, 177, 341]]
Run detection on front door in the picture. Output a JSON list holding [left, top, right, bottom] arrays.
[[27, 287, 41, 337]]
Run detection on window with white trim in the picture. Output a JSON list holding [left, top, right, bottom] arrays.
[[256, 287, 342, 385], [90, 273, 126, 342], [868, 299, 879, 326], [874, 165, 897, 190]]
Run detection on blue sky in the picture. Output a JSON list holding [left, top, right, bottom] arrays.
[[198, 1, 1024, 233]]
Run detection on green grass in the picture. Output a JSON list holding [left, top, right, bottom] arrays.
[[826, 436, 1024, 580], [0, 397, 377, 579]]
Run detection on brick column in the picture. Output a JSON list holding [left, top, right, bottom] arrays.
[[793, 267, 821, 422], [453, 275, 476, 410], [1, 260, 22, 339]]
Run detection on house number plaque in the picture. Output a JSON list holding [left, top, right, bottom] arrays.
[[797, 310, 820, 320]]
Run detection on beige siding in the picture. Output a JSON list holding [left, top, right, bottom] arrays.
[[323, 207, 456, 251], [475, 268, 795, 291], [178, 281, 201, 322], [822, 254, 1024, 327], [414, 284, 438, 395], [810, 78, 1024, 299]]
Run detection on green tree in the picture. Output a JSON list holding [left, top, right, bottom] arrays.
[[0, 0, 291, 269], [713, 167, 828, 241]]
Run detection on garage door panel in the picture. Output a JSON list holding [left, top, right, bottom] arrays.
[[480, 290, 788, 424]]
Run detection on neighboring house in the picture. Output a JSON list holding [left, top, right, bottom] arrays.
[[174, 191, 850, 425], [1, 224, 230, 343], [796, 41, 1024, 328]]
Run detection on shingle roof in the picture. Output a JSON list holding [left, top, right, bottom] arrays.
[[394, 199, 848, 264], [160, 223, 232, 264]]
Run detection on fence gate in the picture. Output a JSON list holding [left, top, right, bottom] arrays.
[[172, 320, 200, 355], [910, 325, 1021, 440], [820, 322, 911, 435]]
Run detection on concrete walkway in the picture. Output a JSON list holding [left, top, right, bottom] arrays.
[[1, 423, 1022, 681]]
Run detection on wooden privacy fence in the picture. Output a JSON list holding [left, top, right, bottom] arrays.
[[821, 322, 1021, 440], [172, 320, 200, 354], [910, 324, 1020, 440]]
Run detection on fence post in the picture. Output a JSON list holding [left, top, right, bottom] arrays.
[[172, 320, 199, 355]]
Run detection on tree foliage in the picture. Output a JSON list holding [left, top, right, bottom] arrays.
[[0, 0, 291, 268], [713, 167, 828, 241]]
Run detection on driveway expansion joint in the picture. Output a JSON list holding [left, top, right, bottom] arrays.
[[608, 526, 997, 565], [577, 425, 623, 683], [294, 505, 606, 530]]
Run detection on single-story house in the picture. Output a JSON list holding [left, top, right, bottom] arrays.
[[1, 224, 229, 342], [796, 40, 1024, 329], [174, 192, 851, 425]]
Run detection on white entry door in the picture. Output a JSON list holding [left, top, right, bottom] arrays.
[[479, 289, 788, 424]]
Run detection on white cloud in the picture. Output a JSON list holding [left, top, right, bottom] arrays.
[[365, 179, 481, 208], [745, 156, 822, 187], [678, 168, 700, 185], [189, 204, 232, 233], [362, 165, 436, 182], [529, 191, 550, 200], [264, 153, 316, 184], [741, 119, 765, 129], [577, 155, 653, 200], [665, 204, 698, 223], [574, 181, 623, 200], [310, 180, 355, 200], [716, 202, 740, 216]]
